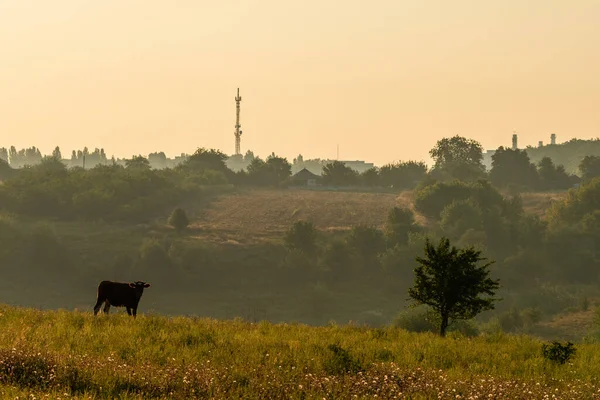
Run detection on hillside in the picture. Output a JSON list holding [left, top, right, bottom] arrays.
[[0, 186, 584, 339], [0, 305, 598, 399], [191, 189, 417, 243], [189, 188, 563, 244], [519, 191, 569, 218]]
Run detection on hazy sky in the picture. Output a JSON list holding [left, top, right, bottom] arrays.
[[1, 1, 599, 166]]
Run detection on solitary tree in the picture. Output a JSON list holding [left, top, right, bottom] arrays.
[[169, 207, 190, 233], [429, 136, 486, 181], [408, 237, 500, 337], [430, 136, 484, 169]]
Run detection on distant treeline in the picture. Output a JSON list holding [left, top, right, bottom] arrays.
[[525, 138, 600, 175], [2, 135, 600, 176], [1, 135, 600, 225]]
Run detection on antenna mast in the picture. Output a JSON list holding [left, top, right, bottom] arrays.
[[234, 88, 242, 155]]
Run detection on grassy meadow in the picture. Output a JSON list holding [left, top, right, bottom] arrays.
[[0, 304, 599, 399]]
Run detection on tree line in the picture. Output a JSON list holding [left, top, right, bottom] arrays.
[[3, 136, 600, 191]]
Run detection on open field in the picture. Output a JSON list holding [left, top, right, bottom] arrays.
[[191, 189, 417, 243], [189, 188, 564, 244], [0, 305, 599, 399]]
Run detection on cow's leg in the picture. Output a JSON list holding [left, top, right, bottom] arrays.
[[103, 302, 111, 314], [126, 307, 132, 316], [132, 307, 137, 318], [93, 297, 104, 316]]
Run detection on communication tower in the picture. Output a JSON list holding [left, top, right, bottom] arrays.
[[234, 88, 242, 155]]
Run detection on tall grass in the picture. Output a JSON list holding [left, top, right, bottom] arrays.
[[0, 305, 599, 399]]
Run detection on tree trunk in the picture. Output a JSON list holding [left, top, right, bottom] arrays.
[[440, 314, 449, 337]]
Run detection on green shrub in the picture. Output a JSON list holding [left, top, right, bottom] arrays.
[[440, 199, 483, 238], [346, 225, 386, 261], [542, 341, 576, 365], [414, 180, 506, 220]]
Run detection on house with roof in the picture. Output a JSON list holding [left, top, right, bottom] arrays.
[[290, 168, 320, 187]]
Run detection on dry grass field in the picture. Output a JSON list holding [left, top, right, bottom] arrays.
[[187, 188, 566, 243], [519, 191, 569, 218], [190, 189, 421, 243], [537, 300, 599, 341]]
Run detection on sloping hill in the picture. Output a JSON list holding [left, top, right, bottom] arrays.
[[192, 189, 419, 243], [534, 302, 599, 341], [189, 188, 565, 243], [519, 191, 568, 218]]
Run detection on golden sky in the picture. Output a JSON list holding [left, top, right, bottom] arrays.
[[1, 0, 599, 166]]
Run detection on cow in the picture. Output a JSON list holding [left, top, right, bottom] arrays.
[[93, 280, 151, 317]]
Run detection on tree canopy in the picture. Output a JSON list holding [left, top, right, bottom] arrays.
[[489, 146, 538, 190], [408, 237, 500, 336], [430, 136, 484, 169], [321, 161, 359, 186], [579, 155, 600, 181]]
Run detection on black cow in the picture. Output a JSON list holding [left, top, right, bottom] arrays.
[[93, 280, 151, 317]]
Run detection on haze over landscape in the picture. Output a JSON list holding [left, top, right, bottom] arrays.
[[5, 2, 600, 398], [2, 0, 600, 165]]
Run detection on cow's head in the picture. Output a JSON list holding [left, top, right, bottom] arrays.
[[129, 281, 151, 300]]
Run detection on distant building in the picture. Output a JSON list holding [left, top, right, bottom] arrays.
[[482, 150, 496, 170], [338, 160, 375, 174], [290, 168, 320, 187]]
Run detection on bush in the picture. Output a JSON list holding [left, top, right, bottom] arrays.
[[440, 199, 483, 238], [284, 220, 317, 255], [542, 341, 576, 365], [385, 207, 417, 247], [323, 344, 363, 375], [168, 207, 190, 232], [414, 180, 505, 219]]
